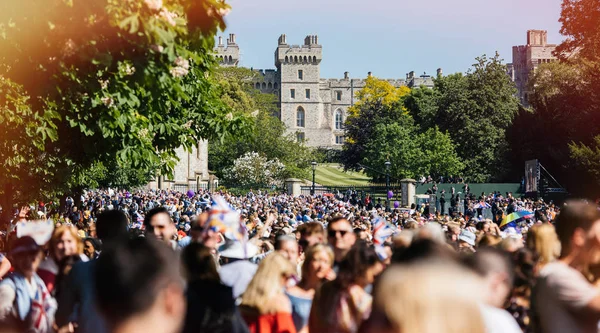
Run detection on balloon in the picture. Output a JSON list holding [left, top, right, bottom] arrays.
[[394, 201, 400, 208], [387, 191, 394, 199], [186, 190, 195, 198]]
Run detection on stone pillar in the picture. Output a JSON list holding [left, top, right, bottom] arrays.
[[285, 178, 303, 197], [400, 179, 416, 208]]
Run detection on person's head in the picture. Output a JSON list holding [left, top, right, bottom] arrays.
[[144, 207, 176, 243], [240, 252, 296, 314], [181, 242, 219, 282], [299, 222, 324, 247], [49, 225, 83, 262], [83, 238, 101, 260], [301, 244, 334, 282], [414, 223, 446, 244], [555, 200, 600, 261], [95, 237, 185, 333], [500, 236, 523, 253], [337, 241, 384, 288], [526, 223, 560, 266], [477, 233, 502, 248], [327, 217, 356, 260], [9, 236, 44, 278], [392, 238, 457, 264], [95, 210, 129, 246], [463, 247, 514, 308], [274, 235, 299, 266], [362, 262, 485, 333]]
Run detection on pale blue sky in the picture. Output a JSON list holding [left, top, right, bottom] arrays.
[[220, 0, 563, 79]]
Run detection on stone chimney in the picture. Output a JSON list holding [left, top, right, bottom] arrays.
[[437, 68, 443, 76], [228, 33, 236, 45], [218, 36, 223, 46], [278, 34, 287, 45], [344, 71, 349, 79], [368, 72, 372, 77]]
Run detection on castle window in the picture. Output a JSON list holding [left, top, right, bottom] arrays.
[[274, 82, 279, 89], [336, 91, 342, 101], [262, 82, 266, 89], [285, 56, 289, 63], [297, 132, 305, 142], [268, 82, 272, 89], [294, 56, 298, 63], [298, 70, 303, 80], [255, 82, 260, 89], [229, 55, 233, 63], [335, 135, 345, 144], [303, 56, 307, 63], [305, 89, 310, 99], [335, 110, 344, 129], [313, 56, 317, 62], [296, 107, 305, 128], [290, 89, 295, 99]]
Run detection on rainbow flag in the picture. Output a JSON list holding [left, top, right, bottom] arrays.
[[500, 210, 534, 230]]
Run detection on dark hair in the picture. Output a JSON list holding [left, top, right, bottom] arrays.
[[300, 222, 324, 237], [336, 241, 381, 289], [463, 247, 514, 289], [392, 238, 457, 264], [95, 210, 129, 244], [95, 237, 182, 328], [182, 242, 220, 282], [554, 200, 600, 252], [327, 217, 350, 232], [84, 237, 102, 253], [54, 255, 83, 298], [143, 207, 171, 231]]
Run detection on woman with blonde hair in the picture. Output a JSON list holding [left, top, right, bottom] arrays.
[[359, 261, 486, 333], [286, 244, 334, 333], [38, 225, 87, 293], [525, 223, 559, 270], [239, 252, 298, 333]]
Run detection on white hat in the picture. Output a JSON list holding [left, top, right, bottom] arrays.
[[218, 240, 259, 260]]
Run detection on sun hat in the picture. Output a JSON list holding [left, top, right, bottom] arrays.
[[458, 229, 476, 246], [218, 239, 259, 260]]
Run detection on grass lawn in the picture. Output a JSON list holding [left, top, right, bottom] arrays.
[[312, 163, 371, 186]]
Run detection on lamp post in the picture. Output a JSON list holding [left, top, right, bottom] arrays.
[[385, 161, 391, 212], [311, 161, 317, 196]]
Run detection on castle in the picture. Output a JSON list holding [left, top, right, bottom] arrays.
[[508, 30, 558, 105], [215, 33, 437, 148]]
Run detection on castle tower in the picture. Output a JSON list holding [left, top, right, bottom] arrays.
[[214, 33, 240, 67], [276, 34, 329, 145]]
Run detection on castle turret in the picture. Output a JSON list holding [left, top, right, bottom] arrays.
[[214, 33, 240, 67]]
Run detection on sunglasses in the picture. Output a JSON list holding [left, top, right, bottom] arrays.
[[328, 229, 349, 238]]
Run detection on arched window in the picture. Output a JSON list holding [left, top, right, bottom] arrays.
[[229, 55, 233, 63], [303, 56, 307, 63], [296, 107, 305, 128], [262, 82, 266, 89], [335, 110, 344, 129], [313, 56, 317, 63], [274, 82, 279, 89], [285, 56, 289, 63], [255, 82, 260, 89], [294, 56, 298, 63], [268, 82, 272, 89], [308, 56, 312, 63]]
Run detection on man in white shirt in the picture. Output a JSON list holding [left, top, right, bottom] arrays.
[[532, 200, 600, 333]]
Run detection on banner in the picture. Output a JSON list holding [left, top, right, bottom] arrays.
[[16, 220, 55, 245], [525, 160, 539, 193]]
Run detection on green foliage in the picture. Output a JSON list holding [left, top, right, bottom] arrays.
[[362, 124, 462, 180], [569, 136, 600, 186], [556, 0, 600, 61], [0, 0, 249, 206], [341, 77, 412, 170], [407, 54, 520, 182]]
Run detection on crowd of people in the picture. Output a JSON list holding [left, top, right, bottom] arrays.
[[0, 187, 598, 333]]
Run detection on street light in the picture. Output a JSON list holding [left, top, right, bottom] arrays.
[[385, 161, 391, 212], [311, 161, 317, 196]]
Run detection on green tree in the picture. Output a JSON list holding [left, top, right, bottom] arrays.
[[410, 54, 519, 182], [209, 67, 314, 182], [0, 0, 249, 217], [341, 76, 412, 171], [555, 0, 600, 61], [570, 136, 600, 187]]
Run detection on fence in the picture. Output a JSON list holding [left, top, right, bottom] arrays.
[[300, 184, 402, 204], [172, 183, 209, 193]]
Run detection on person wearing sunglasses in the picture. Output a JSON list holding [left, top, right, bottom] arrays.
[[326, 217, 356, 272]]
